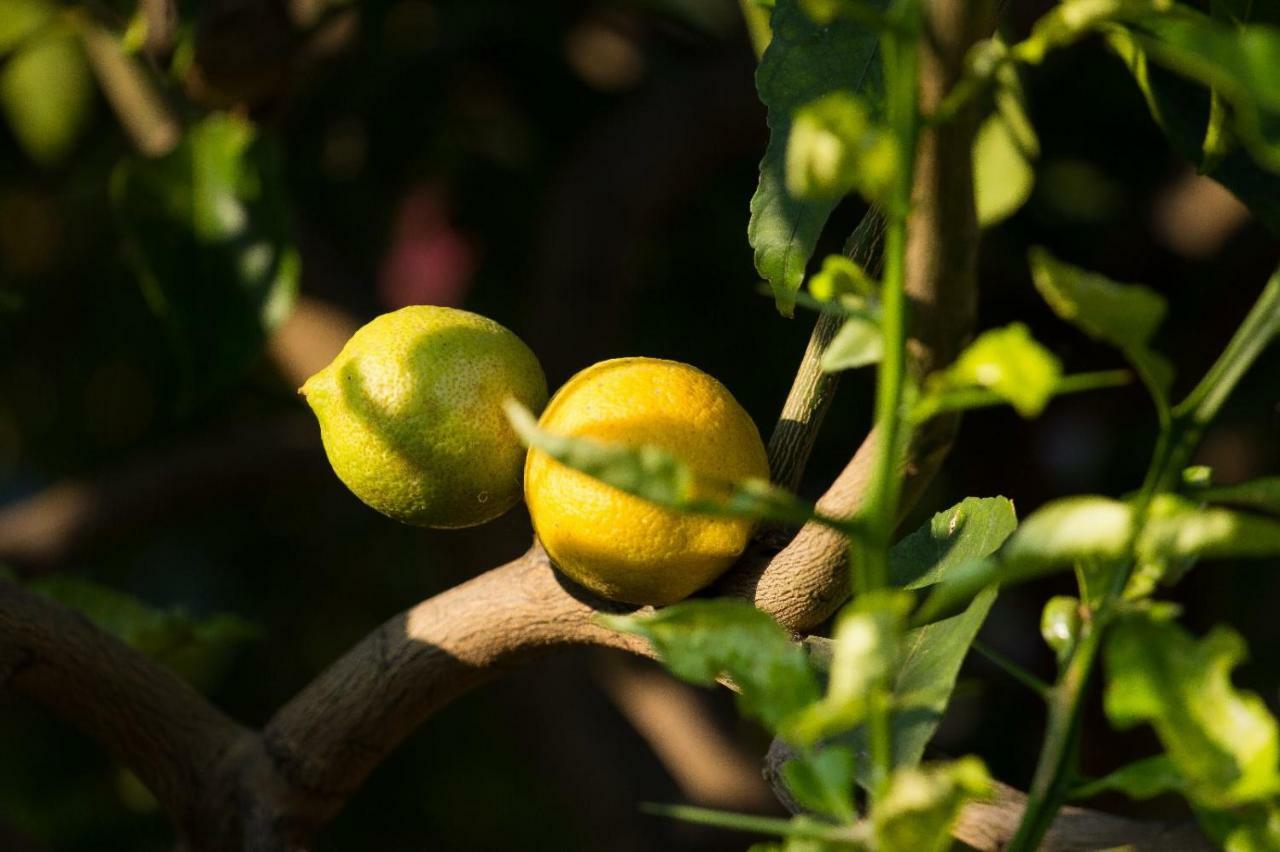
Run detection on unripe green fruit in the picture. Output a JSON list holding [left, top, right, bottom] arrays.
[[301, 305, 548, 528]]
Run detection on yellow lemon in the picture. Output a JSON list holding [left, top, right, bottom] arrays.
[[525, 357, 770, 605], [301, 306, 547, 528]]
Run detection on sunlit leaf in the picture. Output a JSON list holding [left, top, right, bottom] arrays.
[[601, 600, 821, 733], [918, 497, 1132, 622], [786, 92, 897, 203], [820, 314, 883, 372], [1104, 611, 1280, 809], [0, 28, 93, 166], [872, 757, 992, 852], [808, 254, 876, 301], [889, 496, 1017, 590], [1004, 495, 1134, 571], [112, 113, 299, 403], [942, 323, 1062, 417], [1137, 493, 1280, 564], [1040, 596, 1082, 665], [974, 111, 1035, 227], [506, 400, 823, 528], [748, 0, 888, 315]]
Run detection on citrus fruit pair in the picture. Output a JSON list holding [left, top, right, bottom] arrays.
[[302, 305, 769, 604]]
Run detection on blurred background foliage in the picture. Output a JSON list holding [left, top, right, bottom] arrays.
[[0, 0, 1277, 849]]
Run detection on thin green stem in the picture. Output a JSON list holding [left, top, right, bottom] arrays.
[[858, 3, 921, 807], [642, 803, 869, 842], [911, 369, 1132, 422], [1008, 265, 1280, 850], [973, 639, 1051, 700]]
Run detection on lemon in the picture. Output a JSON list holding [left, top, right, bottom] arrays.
[[301, 306, 547, 528], [525, 357, 770, 605]]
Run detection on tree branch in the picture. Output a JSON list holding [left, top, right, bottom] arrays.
[[0, 580, 247, 838]]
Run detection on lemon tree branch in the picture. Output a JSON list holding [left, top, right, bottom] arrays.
[[0, 579, 247, 842]]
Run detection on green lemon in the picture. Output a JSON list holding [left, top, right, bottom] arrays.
[[301, 305, 548, 528]]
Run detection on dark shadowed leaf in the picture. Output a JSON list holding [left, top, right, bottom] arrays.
[[781, 745, 857, 822], [1121, 11, 1280, 172], [27, 575, 259, 689], [1199, 477, 1280, 517], [748, 0, 887, 315], [112, 114, 300, 403], [1029, 248, 1167, 350], [601, 600, 821, 733], [1104, 20, 1280, 233]]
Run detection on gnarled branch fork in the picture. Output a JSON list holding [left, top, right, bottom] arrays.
[[0, 0, 1211, 849]]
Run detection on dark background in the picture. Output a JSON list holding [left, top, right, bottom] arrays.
[[1, 1, 1278, 849]]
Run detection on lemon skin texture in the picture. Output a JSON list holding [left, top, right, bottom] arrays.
[[525, 357, 770, 605], [301, 305, 548, 528]]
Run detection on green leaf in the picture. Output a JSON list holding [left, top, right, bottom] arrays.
[[886, 588, 996, 767], [1004, 495, 1135, 572], [601, 600, 821, 733], [111, 113, 300, 403], [781, 746, 858, 822], [786, 92, 897, 203], [1199, 477, 1280, 517], [941, 323, 1063, 418], [872, 757, 992, 852], [505, 401, 824, 528], [888, 496, 1018, 590], [1121, 11, 1280, 172], [808, 254, 876, 301], [1104, 24, 1280, 233], [1136, 493, 1280, 564], [973, 111, 1035, 227], [0, 0, 53, 55], [1028, 247, 1167, 350], [26, 575, 259, 688], [0, 27, 93, 166], [820, 314, 884, 372], [918, 497, 1133, 622], [1104, 612, 1280, 809], [821, 587, 996, 770], [1071, 754, 1188, 801], [782, 590, 911, 746], [748, 0, 887, 315]]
